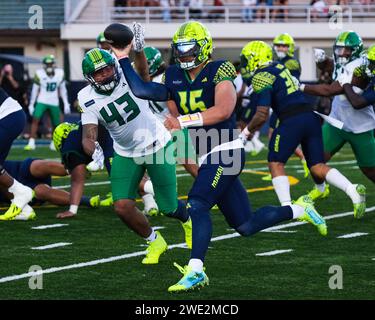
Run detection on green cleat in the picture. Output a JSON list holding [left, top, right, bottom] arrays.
[[142, 231, 168, 265], [168, 263, 209, 293], [307, 184, 330, 201], [100, 192, 113, 207], [295, 195, 327, 236], [90, 195, 101, 207], [262, 173, 272, 181], [353, 184, 366, 219], [0, 203, 23, 221], [301, 159, 310, 178], [181, 218, 192, 249]]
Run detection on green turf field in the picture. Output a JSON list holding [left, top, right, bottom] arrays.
[[0, 143, 374, 300]]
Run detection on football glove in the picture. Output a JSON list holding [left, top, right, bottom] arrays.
[[64, 104, 71, 114], [314, 48, 326, 63], [132, 21, 145, 53], [91, 141, 104, 170]]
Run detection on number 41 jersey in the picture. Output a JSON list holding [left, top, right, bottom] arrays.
[[78, 72, 171, 158]]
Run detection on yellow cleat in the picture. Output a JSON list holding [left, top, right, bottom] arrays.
[[307, 184, 330, 201], [353, 184, 366, 219], [301, 159, 310, 178], [100, 192, 113, 207], [181, 218, 192, 249], [142, 231, 168, 265], [90, 195, 101, 207], [262, 173, 272, 181], [14, 206, 37, 221], [0, 203, 23, 221], [24, 144, 35, 151], [168, 263, 209, 293]]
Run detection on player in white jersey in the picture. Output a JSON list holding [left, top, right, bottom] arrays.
[[0, 87, 34, 220], [144, 46, 199, 179], [300, 30, 374, 196], [25, 55, 71, 151], [79, 46, 192, 265]]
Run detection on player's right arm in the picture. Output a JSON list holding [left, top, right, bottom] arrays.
[[28, 74, 41, 113], [342, 82, 375, 109], [302, 81, 343, 97]]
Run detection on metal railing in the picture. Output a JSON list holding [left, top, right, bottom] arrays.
[[64, 3, 375, 24]]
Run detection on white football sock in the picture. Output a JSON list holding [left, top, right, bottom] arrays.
[[145, 228, 157, 242], [325, 168, 360, 203], [8, 179, 33, 208], [188, 258, 203, 273], [315, 182, 326, 193], [272, 176, 292, 206], [28, 138, 35, 146], [142, 194, 158, 212], [143, 180, 154, 196], [290, 204, 304, 219]]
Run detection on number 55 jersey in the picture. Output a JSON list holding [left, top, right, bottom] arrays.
[[78, 72, 171, 158]]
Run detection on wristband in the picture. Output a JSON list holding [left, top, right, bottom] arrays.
[[177, 113, 203, 128], [300, 84, 305, 92], [69, 205, 78, 214]]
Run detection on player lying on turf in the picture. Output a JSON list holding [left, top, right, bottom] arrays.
[[299, 31, 375, 185], [0, 158, 100, 220], [0, 87, 34, 221], [115, 21, 329, 293], [79, 23, 192, 265], [53, 121, 159, 219], [239, 40, 366, 219]]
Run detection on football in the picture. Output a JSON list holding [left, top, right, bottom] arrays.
[[104, 23, 134, 49]]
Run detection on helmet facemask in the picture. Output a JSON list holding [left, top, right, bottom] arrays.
[[85, 63, 120, 94], [334, 46, 354, 66], [274, 44, 289, 59], [172, 40, 206, 70]]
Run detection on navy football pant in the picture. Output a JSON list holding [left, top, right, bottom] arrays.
[[187, 148, 293, 261], [0, 110, 26, 165]]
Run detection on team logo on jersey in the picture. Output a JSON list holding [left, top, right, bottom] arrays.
[[84, 99, 95, 108], [173, 80, 182, 85]]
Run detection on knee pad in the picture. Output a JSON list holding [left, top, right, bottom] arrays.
[[235, 220, 254, 237]]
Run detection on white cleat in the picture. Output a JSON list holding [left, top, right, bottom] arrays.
[[14, 205, 37, 221]]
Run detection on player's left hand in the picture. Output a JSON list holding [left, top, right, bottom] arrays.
[[56, 211, 76, 219], [132, 22, 145, 53], [164, 114, 181, 131], [111, 41, 133, 60]]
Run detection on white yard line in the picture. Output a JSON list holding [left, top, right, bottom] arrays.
[[262, 230, 297, 233], [31, 243, 72, 250], [337, 232, 369, 239], [1, 206, 373, 284], [256, 249, 293, 256], [32, 224, 69, 230]]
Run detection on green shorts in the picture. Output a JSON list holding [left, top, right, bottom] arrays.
[[33, 102, 60, 127], [172, 128, 197, 164], [323, 123, 375, 167], [110, 140, 178, 214]]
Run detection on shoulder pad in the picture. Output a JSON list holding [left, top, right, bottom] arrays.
[[213, 61, 237, 84], [284, 59, 300, 71], [251, 71, 276, 93]]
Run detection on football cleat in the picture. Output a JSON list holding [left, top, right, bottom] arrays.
[[301, 159, 310, 178], [307, 184, 330, 201], [262, 173, 272, 181], [145, 207, 159, 217], [181, 218, 192, 249], [0, 203, 23, 221], [90, 195, 101, 208], [353, 184, 366, 219], [14, 205, 37, 221], [250, 138, 265, 156], [142, 231, 168, 265], [168, 263, 209, 293], [100, 192, 113, 207], [295, 195, 327, 236], [24, 144, 35, 151]]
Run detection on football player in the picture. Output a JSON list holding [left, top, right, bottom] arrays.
[[114, 21, 329, 292], [96, 32, 111, 51], [240, 40, 366, 218], [0, 158, 100, 220], [300, 31, 375, 185], [0, 87, 34, 220], [79, 42, 192, 265], [25, 54, 71, 151]]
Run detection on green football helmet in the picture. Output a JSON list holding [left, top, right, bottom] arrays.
[[240, 41, 273, 77], [172, 21, 213, 70], [53, 122, 79, 152], [333, 31, 363, 66], [43, 54, 56, 75], [273, 33, 295, 59], [144, 46, 165, 77], [96, 32, 111, 50], [82, 48, 120, 93]]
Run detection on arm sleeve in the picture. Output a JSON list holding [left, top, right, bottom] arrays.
[[28, 82, 39, 107], [59, 80, 70, 107], [118, 57, 170, 101]]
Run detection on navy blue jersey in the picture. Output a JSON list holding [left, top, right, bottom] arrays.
[[164, 60, 238, 154], [61, 123, 114, 173], [362, 77, 375, 105], [252, 62, 311, 119], [278, 56, 301, 80]]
